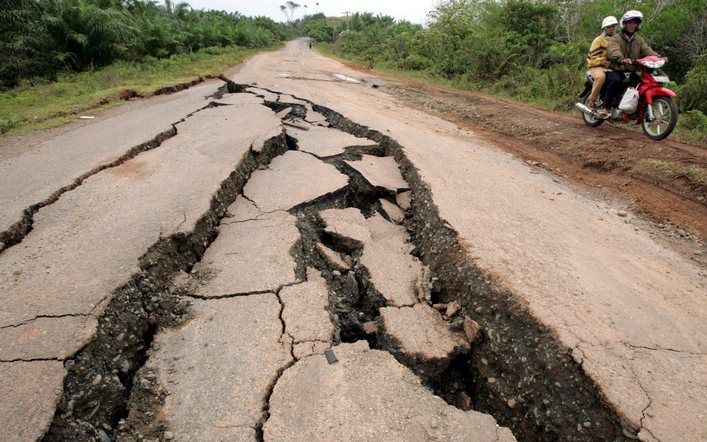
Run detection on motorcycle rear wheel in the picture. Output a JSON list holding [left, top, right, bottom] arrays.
[[641, 97, 677, 141], [582, 97, 604, 127]]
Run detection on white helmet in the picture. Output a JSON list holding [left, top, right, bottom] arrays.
[[621, 10, 643, 29], [602, 16, 618, 29]]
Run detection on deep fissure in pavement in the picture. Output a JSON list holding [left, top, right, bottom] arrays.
[[288, 146, 493, 415], [298, 99, 631, 441], [42, 124, 290, 441], [38, 84, 632, 441]]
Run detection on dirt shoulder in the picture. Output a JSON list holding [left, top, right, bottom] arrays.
[[337, 63, 706, 242]]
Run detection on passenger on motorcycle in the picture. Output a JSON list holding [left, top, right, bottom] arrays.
[[604, 10, 658, 110], [586, 16, 618, 118]]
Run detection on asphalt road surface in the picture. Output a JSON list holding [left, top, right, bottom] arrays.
[[0, 39, 704, 442]]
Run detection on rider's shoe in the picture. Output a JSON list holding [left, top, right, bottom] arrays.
[[597, 108, 610, 119]]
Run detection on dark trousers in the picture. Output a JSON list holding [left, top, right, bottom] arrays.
[[604, 71, 641, 108]]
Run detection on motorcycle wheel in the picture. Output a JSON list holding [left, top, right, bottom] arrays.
[[582, 96, 604, 127], [641, 97, 678, 141]]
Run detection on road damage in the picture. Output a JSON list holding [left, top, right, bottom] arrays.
[[0, 40, 703, 442]]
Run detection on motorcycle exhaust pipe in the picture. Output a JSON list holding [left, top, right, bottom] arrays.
[[575, 102, 595, 116]]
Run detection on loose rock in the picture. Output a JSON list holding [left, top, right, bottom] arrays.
[[396, 191, 412, 211], [379, 198, 405, 224], [319, 208, 371, 250], [446, 301, 461, 317], [463, 316, 481, 343], [315, 243, 350, 271]]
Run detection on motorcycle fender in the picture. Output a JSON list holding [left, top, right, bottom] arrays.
[[642, 87, 677, 104]]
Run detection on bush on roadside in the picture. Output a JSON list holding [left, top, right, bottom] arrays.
[[304, 19, 334, 43], [678, 55, 707, 113], [321, 0, 706, 144], [0, 0, 291, 89]]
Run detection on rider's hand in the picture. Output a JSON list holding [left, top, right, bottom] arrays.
[[621, 58, 633, 65]]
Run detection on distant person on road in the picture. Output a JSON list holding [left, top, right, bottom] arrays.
[[604, 10, 658, 109], [586, 16, 619, 118]]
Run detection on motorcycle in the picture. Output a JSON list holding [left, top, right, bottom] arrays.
[[575, 56, 678, 140]]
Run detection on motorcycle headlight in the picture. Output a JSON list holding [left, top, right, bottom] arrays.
[[642, 60, 666, 69]]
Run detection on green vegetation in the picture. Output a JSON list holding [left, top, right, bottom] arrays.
[[643, 159, 705, 187], [0, 0, 291, 89], [0, 45, 274, 135], [318, 0, 706, 144], [0, 0, 291, 135]]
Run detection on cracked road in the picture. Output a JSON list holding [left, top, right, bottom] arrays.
[[0, 39, 704, 441]]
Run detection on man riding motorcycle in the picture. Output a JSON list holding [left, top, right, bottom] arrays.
[[603, 10, 658, 110]]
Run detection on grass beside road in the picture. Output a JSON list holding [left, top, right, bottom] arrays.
[[0, 45, 277, 137], [316, 44, 706, 147]]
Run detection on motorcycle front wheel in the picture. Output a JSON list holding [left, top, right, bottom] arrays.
[[641, 97, 678, 141], [582, 96, 604, 127]]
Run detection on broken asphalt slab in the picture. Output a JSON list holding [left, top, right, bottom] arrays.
[[263, 341, 515, 442], [379, 304, 470, 378], [0, 361, 65, 441], [285, 125, 377, 158], [318, 207, 371, 251], [360, 214, 423, 307], [243, 150, 349, 212], [0, 80, 224, 247], [194, 210, 300, 298], [0, 102, 283, 437], [344, 154, 409, 192], [145, 295, 291, 441], [279, 269, 334, 355]]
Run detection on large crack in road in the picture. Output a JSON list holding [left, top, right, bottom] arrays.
[[0, 81, 229, 255], [3, 40, 704, 442], [35, 86, 632, 442], [3, 79, 695, 441]]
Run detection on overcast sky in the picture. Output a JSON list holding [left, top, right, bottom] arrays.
[[182, 0, 438, 25]]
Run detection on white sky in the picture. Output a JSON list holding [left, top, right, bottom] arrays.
[[182, 0, 438, 25]]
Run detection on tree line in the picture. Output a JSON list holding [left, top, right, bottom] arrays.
[[304, 0, 705, 117], [0, 0, 292, 89]]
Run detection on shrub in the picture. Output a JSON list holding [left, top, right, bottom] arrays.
[[678, 56, 707, 113], [680, 110, 707, 132], [304, 19, 334, 43]]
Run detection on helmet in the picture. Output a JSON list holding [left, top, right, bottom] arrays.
[[621, 10, 643, 29], [602, 16, 618, 29]]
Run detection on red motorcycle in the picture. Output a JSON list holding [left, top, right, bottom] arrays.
[[576, 56, 678, 140]]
